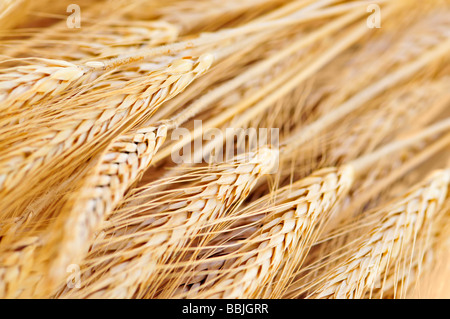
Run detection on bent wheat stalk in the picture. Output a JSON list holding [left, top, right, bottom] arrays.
[[46, 124, 168, 290]]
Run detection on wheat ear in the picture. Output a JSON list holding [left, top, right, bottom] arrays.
[[59, 147, 279, 298], [0, 54, 213, 214], [0, 59, 88, 112], [0, 55, 213, 298], [45, 124, 168, 289], [190, 166, 354, 299], [307, 169, 450, 299]]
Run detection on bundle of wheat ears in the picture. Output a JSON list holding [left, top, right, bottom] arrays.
[[0, 0, 449, 299]]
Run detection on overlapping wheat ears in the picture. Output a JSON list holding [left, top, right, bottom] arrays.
[[0, 0, 449, 299]]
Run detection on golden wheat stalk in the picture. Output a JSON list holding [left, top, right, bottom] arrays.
[[0, 54, 213, 298], [282, 38, 450, 156], [0, 0, 448, 300], [153, 7, 378, 164]]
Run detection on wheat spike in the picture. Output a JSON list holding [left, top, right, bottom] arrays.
[[308, 169, 450, 299], [0, 0, 449, 300], [58, 147, 278, 298], [0, 59, 88, 112], [372, 199, 450, 299], [0, 55, 213, 298], [45, 124, 168, 289], [172, 117, 450, 299], [189, 166, 354, 298], [0, 54, 213, 215]]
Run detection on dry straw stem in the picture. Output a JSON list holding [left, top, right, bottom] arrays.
[[151, 7, 321, 123], [306, 169, 450, 299], [153, 5, 380, 163], [0, 54, 213, 217], [58, 147, 279, 298], [179, 118, 450, 299], [2, 20, 179, 62], [281, 37, 450, 156], [150, 31, 279, 122], [157, 1, 438, 166], [329, 79, 450, 164], [310, 6, 450, 111], [156, 0, 288, 35], [153, 0, 379, 125], [102, 0, 379, 70], [45, 124, 168, 290], [0, 58, 89, 114]]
